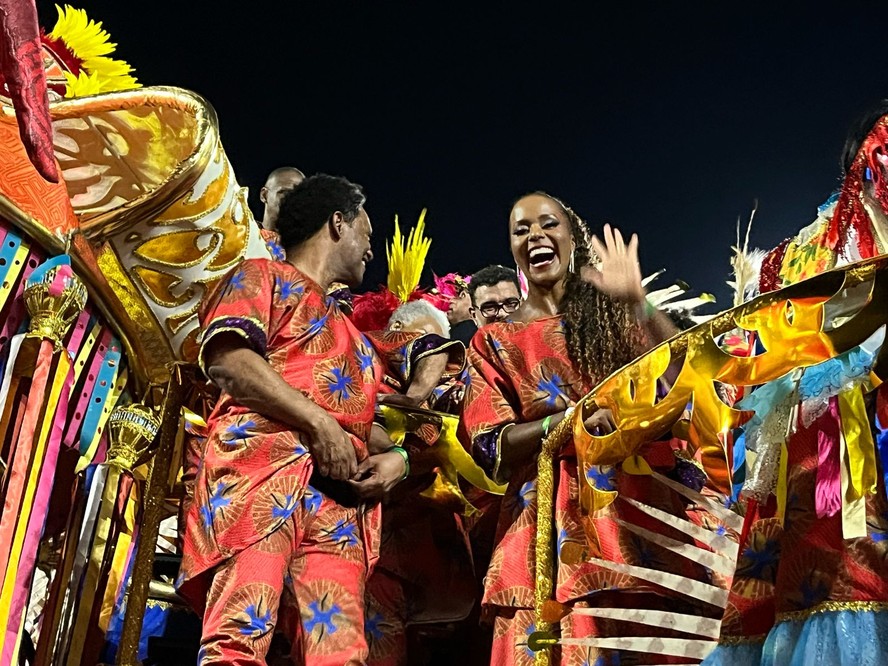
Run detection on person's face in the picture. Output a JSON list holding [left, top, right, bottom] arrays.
[[260, 172, 305, 230], [471, 280, 522, 326], [447, 290, 472, 324], [337, 207, 374, 288], [390, 314, 448, 337], [509, 194, 574, 288]]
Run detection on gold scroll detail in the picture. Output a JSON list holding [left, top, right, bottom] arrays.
[[532, 255, 888, 655]]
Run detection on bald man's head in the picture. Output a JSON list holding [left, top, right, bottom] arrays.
[[260, 167, 306, 231]]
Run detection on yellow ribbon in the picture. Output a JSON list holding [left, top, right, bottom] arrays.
[[0, 348, 71, 655], [66, 464, 122, 665], [378, 405, 506, 515], [99, 482, 140, 632], [837, 387, 878, 500]]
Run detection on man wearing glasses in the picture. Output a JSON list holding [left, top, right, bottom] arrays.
[[468, 265, 522, 327]]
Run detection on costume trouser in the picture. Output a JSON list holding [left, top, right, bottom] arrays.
[[364, 568, 407, 666], [198, 488, 369, 666]]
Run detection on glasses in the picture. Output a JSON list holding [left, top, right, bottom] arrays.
[[478, 298, 521, 318]]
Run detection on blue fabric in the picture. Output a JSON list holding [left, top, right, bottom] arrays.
[[761, 609, 888, 666], [703, 609, 888, 666], [701, 640, 763, 665]]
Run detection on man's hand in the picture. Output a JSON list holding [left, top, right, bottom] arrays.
[[347, 451, 407, 500], [303, 412, 358, 481], [583, 407, 616, 435]]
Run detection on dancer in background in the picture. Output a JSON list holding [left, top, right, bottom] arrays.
[[468, 265, 522, 327]]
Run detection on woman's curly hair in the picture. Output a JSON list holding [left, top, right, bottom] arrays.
[[527, 192, 642, 384]]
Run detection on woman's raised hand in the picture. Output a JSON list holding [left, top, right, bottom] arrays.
[[581, 223, 645, 305]]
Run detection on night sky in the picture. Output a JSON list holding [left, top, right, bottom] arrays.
[[40, 1, 886, 307]]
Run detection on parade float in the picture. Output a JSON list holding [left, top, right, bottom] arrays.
[[0, 3, 885, 666]]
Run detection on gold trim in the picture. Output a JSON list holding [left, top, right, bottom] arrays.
[[533, 416, 572, 665], [777, 600, 888, 623], [717, 634, 767, 646], [47, 86, 218, 241], [0, 192, 150, 391]]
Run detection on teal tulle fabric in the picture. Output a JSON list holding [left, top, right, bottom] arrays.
[[702, 609, 888, 665]]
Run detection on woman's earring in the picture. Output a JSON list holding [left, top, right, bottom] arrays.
[[568, 251, 575, 274], [516, 264, 529, 299]]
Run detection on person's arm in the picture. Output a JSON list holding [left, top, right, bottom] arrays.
[[497, 408, 614, 480], [404, 351, 449, 402], [204, 332, 358, 480], [630, 297, 680, 348]]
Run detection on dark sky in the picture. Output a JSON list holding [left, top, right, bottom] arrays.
[[41, 1, 886, 307]]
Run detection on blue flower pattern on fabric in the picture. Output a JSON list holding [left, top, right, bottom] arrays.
[[237, 603, 273, 637], [741, 537, 780, 579], [356, 338, 375, 375], [229, 270, 246, 291], [537, 374, 565, 407], [329, 519, 359, 547], [200, 481, 231, 530], [523, 622, 536, 658], [306, 314, 329, 338], [223, 419, 255, 446], [327, 367, 354, 401], [586, 465, 616, 491], [305, 599, 342, 636], [302, 486, 322, 515], [518, 480, 536, 509], [271, 492, 299, 521], [267, 239, 286, 261], [277, 277, 304, 300], [364, 611, 384, 641]]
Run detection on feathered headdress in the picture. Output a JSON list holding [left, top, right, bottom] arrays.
[[42, 4, 140, 98], [351, 209, 451, 332], [726, 205, 766, 306], [387, 210, 432, 301], [644, 271, 716, 325]]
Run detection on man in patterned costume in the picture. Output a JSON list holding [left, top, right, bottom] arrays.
[[177, 174, 453, 665]]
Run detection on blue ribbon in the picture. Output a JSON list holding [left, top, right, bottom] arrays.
[[78, 338, 122, 458]]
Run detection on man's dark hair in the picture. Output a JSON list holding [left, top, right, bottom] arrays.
[[841, 100, 888, 174], [468, 264, 520, 305], [277, 174, 365, 250]]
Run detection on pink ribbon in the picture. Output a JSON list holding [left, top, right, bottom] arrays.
[[814, 398, 843, 518], [63, 329, 110, 450], [0, 251, 39, 351], [1, 360, 72, 664]]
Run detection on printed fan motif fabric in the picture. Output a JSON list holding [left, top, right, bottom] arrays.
[[178, 258, 416, 605]]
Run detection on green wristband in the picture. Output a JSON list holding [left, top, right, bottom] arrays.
[[541, 415, 553, 437], [643, 298, 657, 319], [390, 446, 410, 480]]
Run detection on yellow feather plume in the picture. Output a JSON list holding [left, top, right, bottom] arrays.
[[49, 5, 140, 97], [387, 209, 432, 303]]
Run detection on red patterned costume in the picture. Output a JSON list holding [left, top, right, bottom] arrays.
[[177, 258, 435, 665], [364, 359, 479, 666], [462, 317, 716, 665]]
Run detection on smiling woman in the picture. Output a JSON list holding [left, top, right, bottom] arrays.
[[462, 191, 691, 665]]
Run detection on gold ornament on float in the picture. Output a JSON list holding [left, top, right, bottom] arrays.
[[23, 261, 88, 346], [107, 403, 161, 472]]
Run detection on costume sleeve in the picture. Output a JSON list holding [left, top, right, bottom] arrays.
[[365, 331, 466, 393], [197, 259, 275, 374], [460, 327, 520, 481]]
